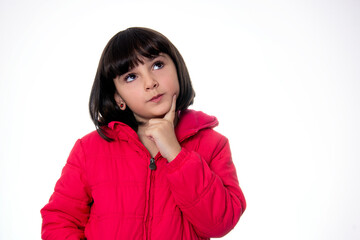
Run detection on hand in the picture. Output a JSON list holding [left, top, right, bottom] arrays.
[[144, 95, 181, 161]]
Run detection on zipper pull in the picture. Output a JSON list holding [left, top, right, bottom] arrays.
[[149, 157, 157, 170]]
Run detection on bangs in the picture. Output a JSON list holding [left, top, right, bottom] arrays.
[[102, 28, 172, 79]]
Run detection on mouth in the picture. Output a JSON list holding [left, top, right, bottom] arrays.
[[148, 94, 164, 103]]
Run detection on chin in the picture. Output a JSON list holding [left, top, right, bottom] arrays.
[[152, 112, 167, 118], [152, 109, 168, 118]]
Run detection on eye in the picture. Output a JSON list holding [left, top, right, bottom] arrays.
[[153, 61, 164, 70], [124, 73, 137, 83]]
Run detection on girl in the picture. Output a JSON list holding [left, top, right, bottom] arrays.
[[41, 27, 246, 240]]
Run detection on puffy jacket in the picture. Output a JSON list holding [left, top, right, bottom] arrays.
[[41, 110, 246, 240]]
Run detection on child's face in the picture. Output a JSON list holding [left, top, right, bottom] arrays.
[[113, 53, 179, 122]]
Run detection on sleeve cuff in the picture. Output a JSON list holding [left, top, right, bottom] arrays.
[[166, 148, 189, 173]]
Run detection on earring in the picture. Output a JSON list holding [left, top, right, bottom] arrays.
[[119, 102, 126, 110]]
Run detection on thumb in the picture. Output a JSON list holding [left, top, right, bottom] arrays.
[[164, 95, 177, 122]]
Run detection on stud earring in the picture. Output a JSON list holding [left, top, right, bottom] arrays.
[[119, 102, 126, 110]]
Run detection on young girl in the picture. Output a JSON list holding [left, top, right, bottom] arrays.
[[41, 27, 246, 240]]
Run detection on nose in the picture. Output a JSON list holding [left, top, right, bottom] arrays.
[[144, 74, 159, 90]]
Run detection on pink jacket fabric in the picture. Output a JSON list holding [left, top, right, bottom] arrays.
[[41, 110, 246, 240]]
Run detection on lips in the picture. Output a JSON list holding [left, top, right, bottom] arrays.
[[149, 94, 164, 102]]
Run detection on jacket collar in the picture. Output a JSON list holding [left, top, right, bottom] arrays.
[[106, 109, 218, 142]]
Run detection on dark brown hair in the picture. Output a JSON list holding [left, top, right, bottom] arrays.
[[89, 27, 195, 141]]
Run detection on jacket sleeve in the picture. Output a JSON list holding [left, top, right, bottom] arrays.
[[40, 139, 92, 240], [165, 132, 246, 238]]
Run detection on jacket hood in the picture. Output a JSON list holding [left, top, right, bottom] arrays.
[[175, 109, 218, 142], [106, 109, 218, 142]]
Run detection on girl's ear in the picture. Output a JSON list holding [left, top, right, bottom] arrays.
[[114, 93, 126, 110]]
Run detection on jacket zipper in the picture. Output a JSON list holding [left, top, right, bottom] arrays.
[[145, 157, 157, 239], [149, 157, 157, 170], [126, 133, 157, 240]]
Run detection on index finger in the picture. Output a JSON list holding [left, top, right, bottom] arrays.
[[164, 95, 177, 122]]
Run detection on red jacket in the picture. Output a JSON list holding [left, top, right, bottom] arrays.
[[41, 110, 246, 240]]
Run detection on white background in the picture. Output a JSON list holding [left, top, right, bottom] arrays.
[[1, 0, 359, 239]]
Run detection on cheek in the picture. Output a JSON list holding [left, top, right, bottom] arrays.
[[171, 69, 180, 93], [174, 77, 180, 94], [121, 91, 140, 105], [116, 83, 141, 101], [166, 72, 180, 93], [164, 79, 179, 94]]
